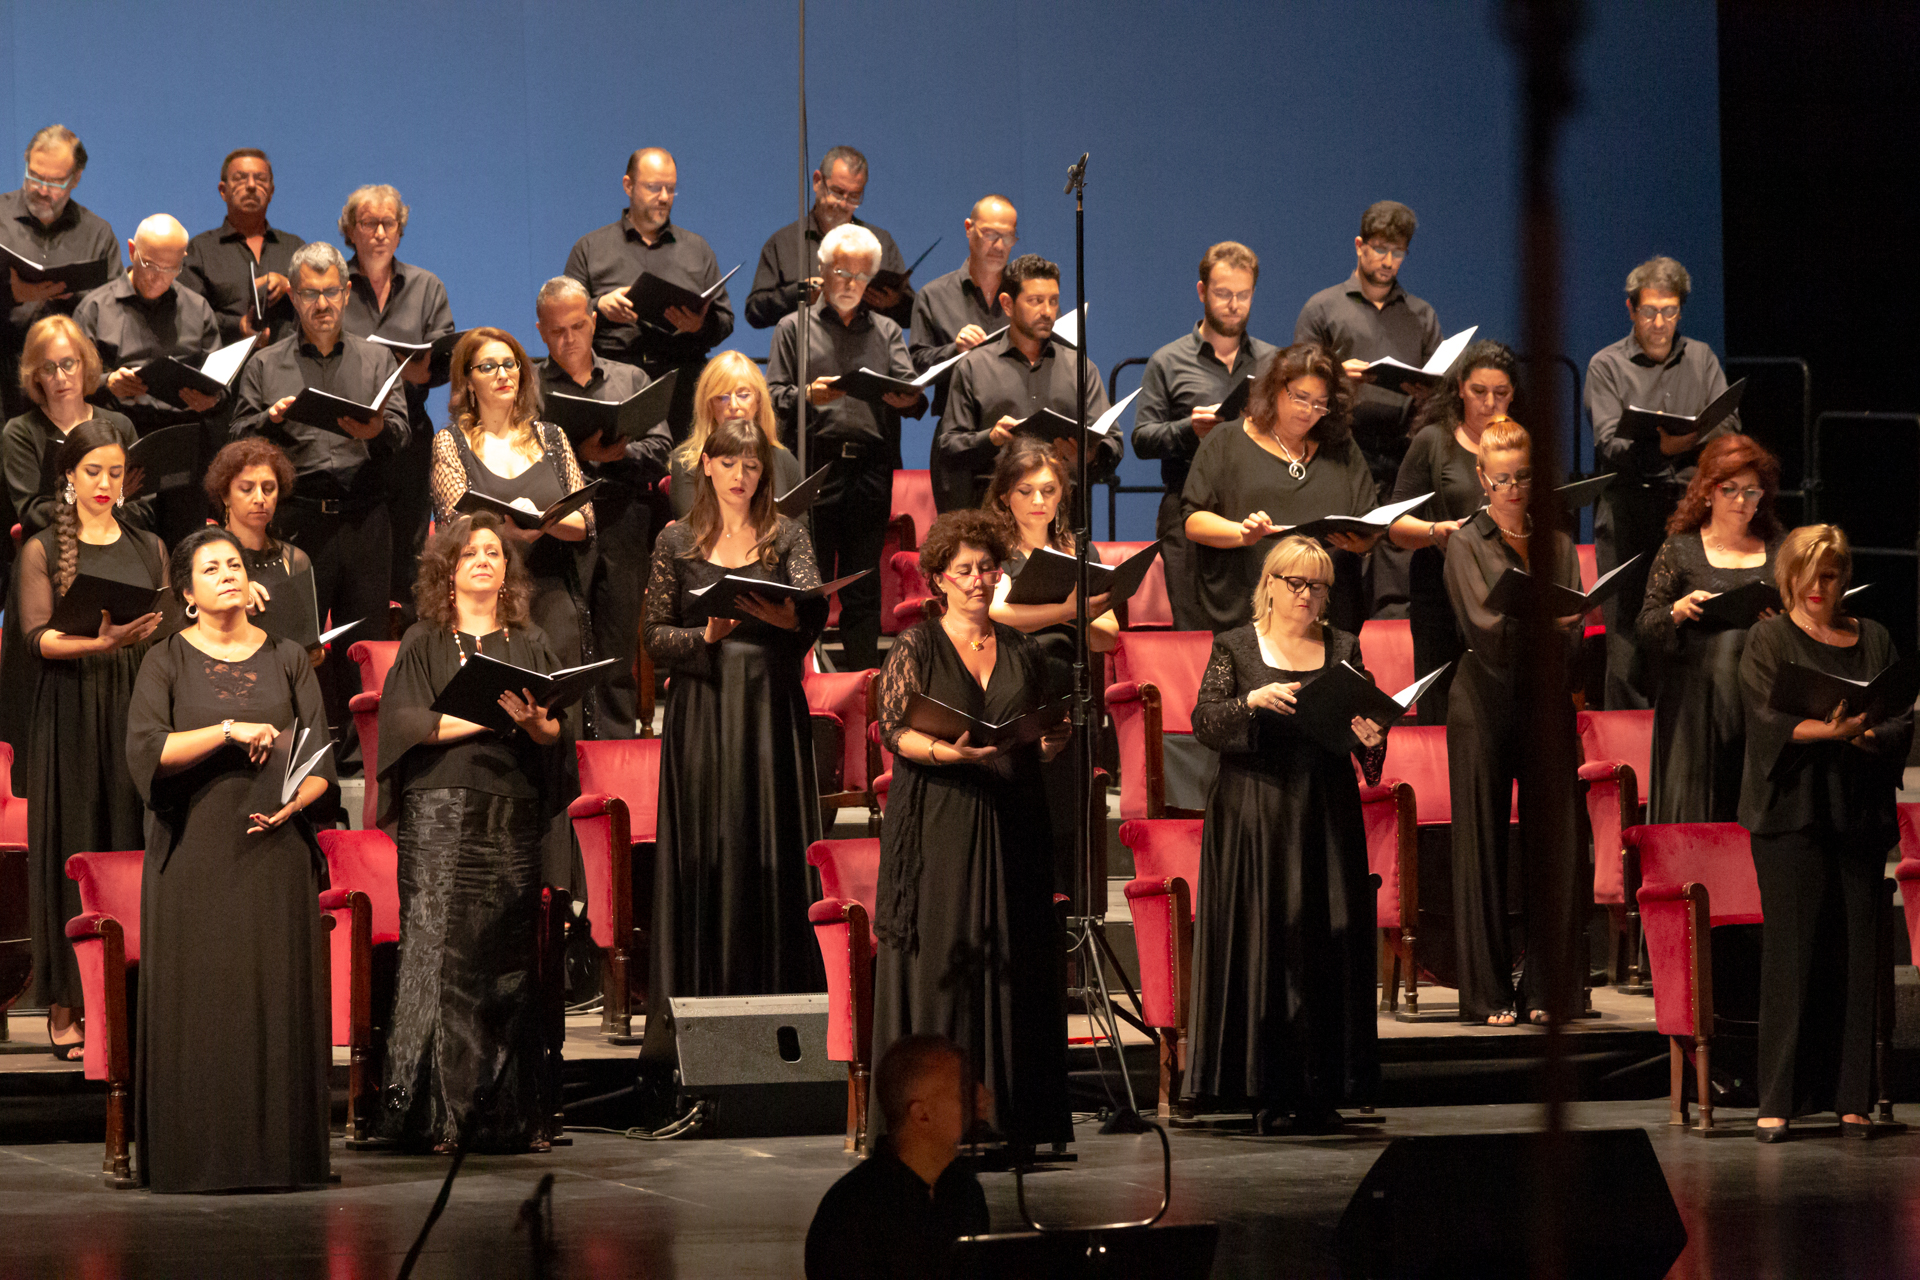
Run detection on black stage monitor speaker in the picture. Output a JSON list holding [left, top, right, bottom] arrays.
[[654, 994, 843, 1138], [951, 1223, 1220, 1279], [1335, 1128, 1685, 1279]]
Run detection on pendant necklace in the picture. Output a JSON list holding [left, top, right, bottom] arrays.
[[453, 626, 505, 667], [1273, 432, 1308, 480]]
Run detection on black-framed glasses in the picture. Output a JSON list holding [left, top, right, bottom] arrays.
[[1634, 304, 1680, 322], [355, 217, 399, 235], [293, 287, 346, 303], [36, 356, 79, 377], [1486, 470, 1534, 491], [1271, 574, 1331, 597], [1716, 482, 1764, 503], [469, 359, 520, 376]]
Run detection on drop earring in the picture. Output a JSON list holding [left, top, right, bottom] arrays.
[[61, 481, 75, 505]]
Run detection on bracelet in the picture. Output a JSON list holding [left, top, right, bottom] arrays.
[[221, 718, 234, 745]]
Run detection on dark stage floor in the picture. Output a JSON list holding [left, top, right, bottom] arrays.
[[2, 1099, 1917, 1278]]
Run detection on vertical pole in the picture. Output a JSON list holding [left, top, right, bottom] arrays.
[[795, 0, 809, 476]]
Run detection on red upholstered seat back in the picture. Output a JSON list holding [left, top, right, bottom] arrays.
[[807, 839, 880, 917], [888, 550, 933, 627], [317, 829, 402, 943], [1382, 725, 1452, 824], [1629, 823, 1763, 926], [349, 640, 400, 694], [1119, 819, 1203, 915], [1358, 619, 1417, 709], [1575, 544, 1605, 633], [66, 849, 145, 963], [0, 743, 25, 848], [577, 739, 662, 843], [1095, 542, 1173, 629], [1577, 709, 1654, 784], [1362, 785, 1410, 931], [804, 670, 877, 792], [1895, 804, 1920, 963], [1110, 631, 1212, 736], [890, 471, 937, 550]]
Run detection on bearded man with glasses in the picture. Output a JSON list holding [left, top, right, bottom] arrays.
[[747, 145, 916, 332], [1586, 254, 1742, 709]]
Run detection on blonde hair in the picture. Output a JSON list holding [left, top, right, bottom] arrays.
[[1250, 535, 1334, 628], [18, 315, 103, 407], [1477, 415, 1531, 461], [448, 327, 543, 460], [674, 351, 778, 471], [1774, 524, 1852, 614]]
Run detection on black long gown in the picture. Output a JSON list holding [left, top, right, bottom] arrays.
[[375, 622, 576, 1151], [1389, 421, 1485, 724], [127, 631, 338, 1193], [1634, 529, 1781, 824], [640, 517, 824, 1046], [1184, 624, 1383, 1114], [870, 618, 1070, 1148], [17, 525, 166, 1011]]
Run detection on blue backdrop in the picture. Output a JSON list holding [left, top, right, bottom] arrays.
[[0, 0, 1722, 540]]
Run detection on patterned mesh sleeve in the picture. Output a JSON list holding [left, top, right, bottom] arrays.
[[428, 428, 468, 524], [776, 518, 828, 648], [1190, 637, 1258, 755], [1633, 535, 1685, 651], [641, 529, 713, 677], [876, 623, 933, 753], [545, 423, 596, 539]]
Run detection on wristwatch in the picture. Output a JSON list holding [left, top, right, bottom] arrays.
[[222, 718, 234, 744]]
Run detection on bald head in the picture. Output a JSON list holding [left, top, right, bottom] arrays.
[[623, 148, 678, 238], [128, 214, 189, 299], [965, 195, 1018, 279]]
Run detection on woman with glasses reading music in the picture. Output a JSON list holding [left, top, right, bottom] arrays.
[[431, 328, 596, 740], [1444, 417, 1586, 1026], [870, 509, 1072, 1153], [1635, 436, 1783, 823], [640, 416, 824, 1046], [126, 525, 335, 1191], [668, 352, 803, 519], [1181, 343, 1377, 633], [374, 512, 573, 1153], [1185, 535, 1385, 1132]]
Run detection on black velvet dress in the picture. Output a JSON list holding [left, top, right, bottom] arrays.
[[640, 516, 825, 1045], [1183, 624, 1384, 1115], [870, 619, 1070, 1148], [127, 631, 338, 1193], [17, 525, 166, 1010], [375, 622, 576, 1152], [1634, 529, 1781, 824]]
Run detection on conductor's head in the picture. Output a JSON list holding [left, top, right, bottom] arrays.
[[873, 1035, 986, 1167]]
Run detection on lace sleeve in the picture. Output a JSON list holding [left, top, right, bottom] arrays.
[[877, 623, 933, 753], [1633, 535, 1687, 652], [1190, 637, 1258, 755], [777, 518, 827, 648], [641, 528, 713, 677], [547, 424, 596, 539], [429, 427, 467, 524]]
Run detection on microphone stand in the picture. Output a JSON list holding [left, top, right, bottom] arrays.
[[794, 0, 809, 479], [1061, 153, 1148, 1136]]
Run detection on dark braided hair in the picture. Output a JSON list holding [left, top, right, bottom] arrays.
[[50, 420, 129, 597]]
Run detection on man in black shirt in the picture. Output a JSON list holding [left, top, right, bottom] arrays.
[[74, 214, 224, 546], [805, 1035, 989, 1280], [767, 224, 925, 669], [747, 146, 915, 333], [2, 125, 123, 420], [232, 241, 409, 751], [535, 276, 670, 737], [1134, 241, 1279, 631], [909, 194, 1017, 420], [935, 255, 1116, 514], [563, 147, 733, 442], [180, 149, 305, 346]]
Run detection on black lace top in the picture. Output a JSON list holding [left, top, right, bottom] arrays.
[[642, 516, 824, 679], [1192, 623, 1387, 784], [1634, 529, 1781, 652]]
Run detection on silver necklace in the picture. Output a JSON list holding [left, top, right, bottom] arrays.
[[1271, 431, 1308, 480]]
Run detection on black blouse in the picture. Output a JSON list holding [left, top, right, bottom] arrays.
[[1442, 509, 1583, 675]]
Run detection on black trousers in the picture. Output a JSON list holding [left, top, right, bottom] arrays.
[[1155, 489, 1209, 632], [810, 459, 891, 671], [587, 481, 653, 738], [279, 499, 392, 752], [1446, 650, 1586, 1021], [1595, 483, 1682, 710], [1750, 828, 1882, 1119]]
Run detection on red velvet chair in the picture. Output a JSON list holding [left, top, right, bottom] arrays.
[[806, 838, 881, 1150], [887, 550, 934, 629], [316, 828, 401, 1145], [804, 667, 881, 831], [0, 745, 26, 1048], [1577, 709, 1656, 987], [1358, 619, 1418, 717], [1094, 541, 1173, 630], [880, 471, 937, 635], [0, 742, 26, 850], [1119, 818, 1202, 1117], [569, 738, 662, 1042], [63, 848, 146, 1187], [347, 640, 400, 830], [1106, 631, 1213, 820], [1364, 774, 1421, 1017], [1629, 822, 1763, 1131], [1575, 543, 1606, 637], [1896, 803, 1920, 966]]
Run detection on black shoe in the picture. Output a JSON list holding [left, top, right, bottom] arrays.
[[1755, 1120, 1790, 1143], [1840, 1117, 1873, 1140]]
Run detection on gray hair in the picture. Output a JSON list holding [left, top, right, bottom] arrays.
[[339, 184, 410, 242], [1626, 255, 1692, 308], [819, 223, 882, 273], [818, 145, 868, 180], [536, 276, 589, 315], [288, 241, 349, 283], [26, 124, 86, 169]]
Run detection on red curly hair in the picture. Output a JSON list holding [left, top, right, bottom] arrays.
[[1665, 435, 1781, 539]]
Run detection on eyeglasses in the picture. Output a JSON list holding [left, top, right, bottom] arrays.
[[1634, 304, 1680, 322], [293, 287, 346, 303], [36, 356, 79, 377], [1207, 288, 1254, 306], [829, 266, 875, 284], [944, 566, 1003, 585], [355, 217, 399, 235], [1361, 241, 1408, 261], [1286, 388, 1331, 416], [819, 182, 864, 207], [1716, 482, 1765, 503], [224, 172, 271, 189], [635, 182, 676, 198], [133, 255, 184, 277], [1486, 470, 1534, 491], [22, 166, 77, 193], [974, 229, 1017, 248], [710, 388, 756, 405], [469, 359, 520, 376], [1270, 574, 1331, 597]]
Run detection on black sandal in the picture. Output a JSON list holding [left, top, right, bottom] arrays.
[[45, 1013, 83, 1062]]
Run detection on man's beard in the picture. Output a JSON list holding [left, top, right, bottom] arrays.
[[1206, 311, 1247, 339]]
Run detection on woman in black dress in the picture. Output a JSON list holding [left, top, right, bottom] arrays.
[[376, 511, 573, 1153], [126, 525, 336, 1192], [1185, 535, 1385, 1131], [1384, 340, 1521, 723], [1181, 343, 1378, 634], [1635, 435, 1783, 823], [430, 326, 597, 736], [1444, 419, 1587, 1025], [668, 351, 804, 519], [16, 420, 165, 1061], [641, 416, 823, 1041], [1740, 525, 1911, 1141], [204, 437, 320, 661], [871, 509, 1073, 1151]]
